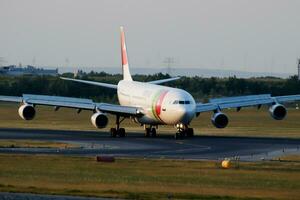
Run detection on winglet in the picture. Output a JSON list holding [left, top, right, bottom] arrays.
[[120, 26, 133, 81]]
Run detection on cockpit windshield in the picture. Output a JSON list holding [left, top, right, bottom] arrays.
[[173, 100, 191, 104]]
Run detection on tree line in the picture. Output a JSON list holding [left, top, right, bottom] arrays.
[[0, 72, 299, 103]]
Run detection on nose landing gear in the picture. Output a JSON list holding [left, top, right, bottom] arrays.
[[175, 124, 194, 139]]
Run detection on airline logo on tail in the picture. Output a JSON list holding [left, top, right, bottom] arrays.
[[121, 27, 128, 66], [120, 26, 132, 81]]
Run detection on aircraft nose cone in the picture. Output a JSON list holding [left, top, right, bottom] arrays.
[[176, 106, 193, 124]]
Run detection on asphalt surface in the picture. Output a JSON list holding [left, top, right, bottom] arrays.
[[0, 128, 299, 161], [0, 192, 114, 200]]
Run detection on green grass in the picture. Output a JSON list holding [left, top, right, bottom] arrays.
[[0, 139, 79, 148], [0, 154, 299, 199], [0, 103, 300, 199], [0, 103, 299, 138]]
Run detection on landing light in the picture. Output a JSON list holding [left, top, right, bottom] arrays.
[[176, 124, 184, 128]]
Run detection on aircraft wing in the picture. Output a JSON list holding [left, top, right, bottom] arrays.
[[196, 94, 300, 113], [0, 94, 142, 117]]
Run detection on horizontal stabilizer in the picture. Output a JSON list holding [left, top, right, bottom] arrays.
[[60, 77, 117, 89], [147, 77, 180, 85]]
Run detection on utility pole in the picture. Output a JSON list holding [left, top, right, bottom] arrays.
[[32, 57, 36, 66], [298, 58, 300, 81], [163, 57, 174, 76]]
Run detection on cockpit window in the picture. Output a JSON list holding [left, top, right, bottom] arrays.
[[173, 100, 191, 104]]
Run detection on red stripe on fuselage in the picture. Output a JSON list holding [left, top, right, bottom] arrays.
[[155, 91, 168, 118]]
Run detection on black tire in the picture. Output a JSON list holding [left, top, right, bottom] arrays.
[[187, 128, 194, 137], [151, 128, 157, 137], [145, 128, 151, 137], [119, 128, 126, 137], [174, 132, 181, 140], [110, 128, 117, 137], [179, 131, 185, 138]]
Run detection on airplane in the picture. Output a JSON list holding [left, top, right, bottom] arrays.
[[0, 27, 300, 139]]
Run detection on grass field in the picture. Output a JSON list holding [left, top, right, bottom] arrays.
[[0, 139, 79, 148], [0, 103, 299, 138], [0, 103, 300, 199], [0, 154, 299, 200]]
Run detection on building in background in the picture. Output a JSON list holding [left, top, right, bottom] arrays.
[[0, 65, 58, 76]]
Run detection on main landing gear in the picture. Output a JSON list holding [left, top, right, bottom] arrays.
[[110, 115, 127, 137], [144, 125, 157, 137], [175, 124, 194, 139]]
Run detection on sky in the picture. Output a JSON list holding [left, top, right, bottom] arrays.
[[0, 0, 300, 74]]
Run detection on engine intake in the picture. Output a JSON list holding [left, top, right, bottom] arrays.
[[91, 112, 108, 129], [211, 112, 229, 129], [18, 104, 36, 120], [269, 104, 287, 120]]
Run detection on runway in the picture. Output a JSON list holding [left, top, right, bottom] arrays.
[[0, 128, 299, 161], [0, 192, 112, 200]]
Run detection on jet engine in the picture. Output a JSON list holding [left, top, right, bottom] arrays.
[[18, 104, 36, 120], [211, 112, 229, 128], [91, 112, 108, 129], [269, 104, 287, 120]]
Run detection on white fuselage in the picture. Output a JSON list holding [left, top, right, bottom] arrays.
[[117, 80, 196, 125]]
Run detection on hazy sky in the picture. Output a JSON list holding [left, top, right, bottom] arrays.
[[1, 0, 300, 73]]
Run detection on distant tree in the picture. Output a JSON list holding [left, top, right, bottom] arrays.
[[0, 73, 299, 103]]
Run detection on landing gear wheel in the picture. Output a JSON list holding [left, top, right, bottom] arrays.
[[180, 131, 185, 138], [110, 128, 117, 138], [110, 115, 127, 138], [145, 128, 151, 137], [119, 128, 126, 137], [151, 128, 157, 137], [187, 128, 194, 137], [175, 132, 181, 140]]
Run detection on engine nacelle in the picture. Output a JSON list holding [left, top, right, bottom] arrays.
[[91, 112, 108, 129], [18, 104, 36, 120], [269, 104, 287, 120], [211, 112, 229, 129]]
